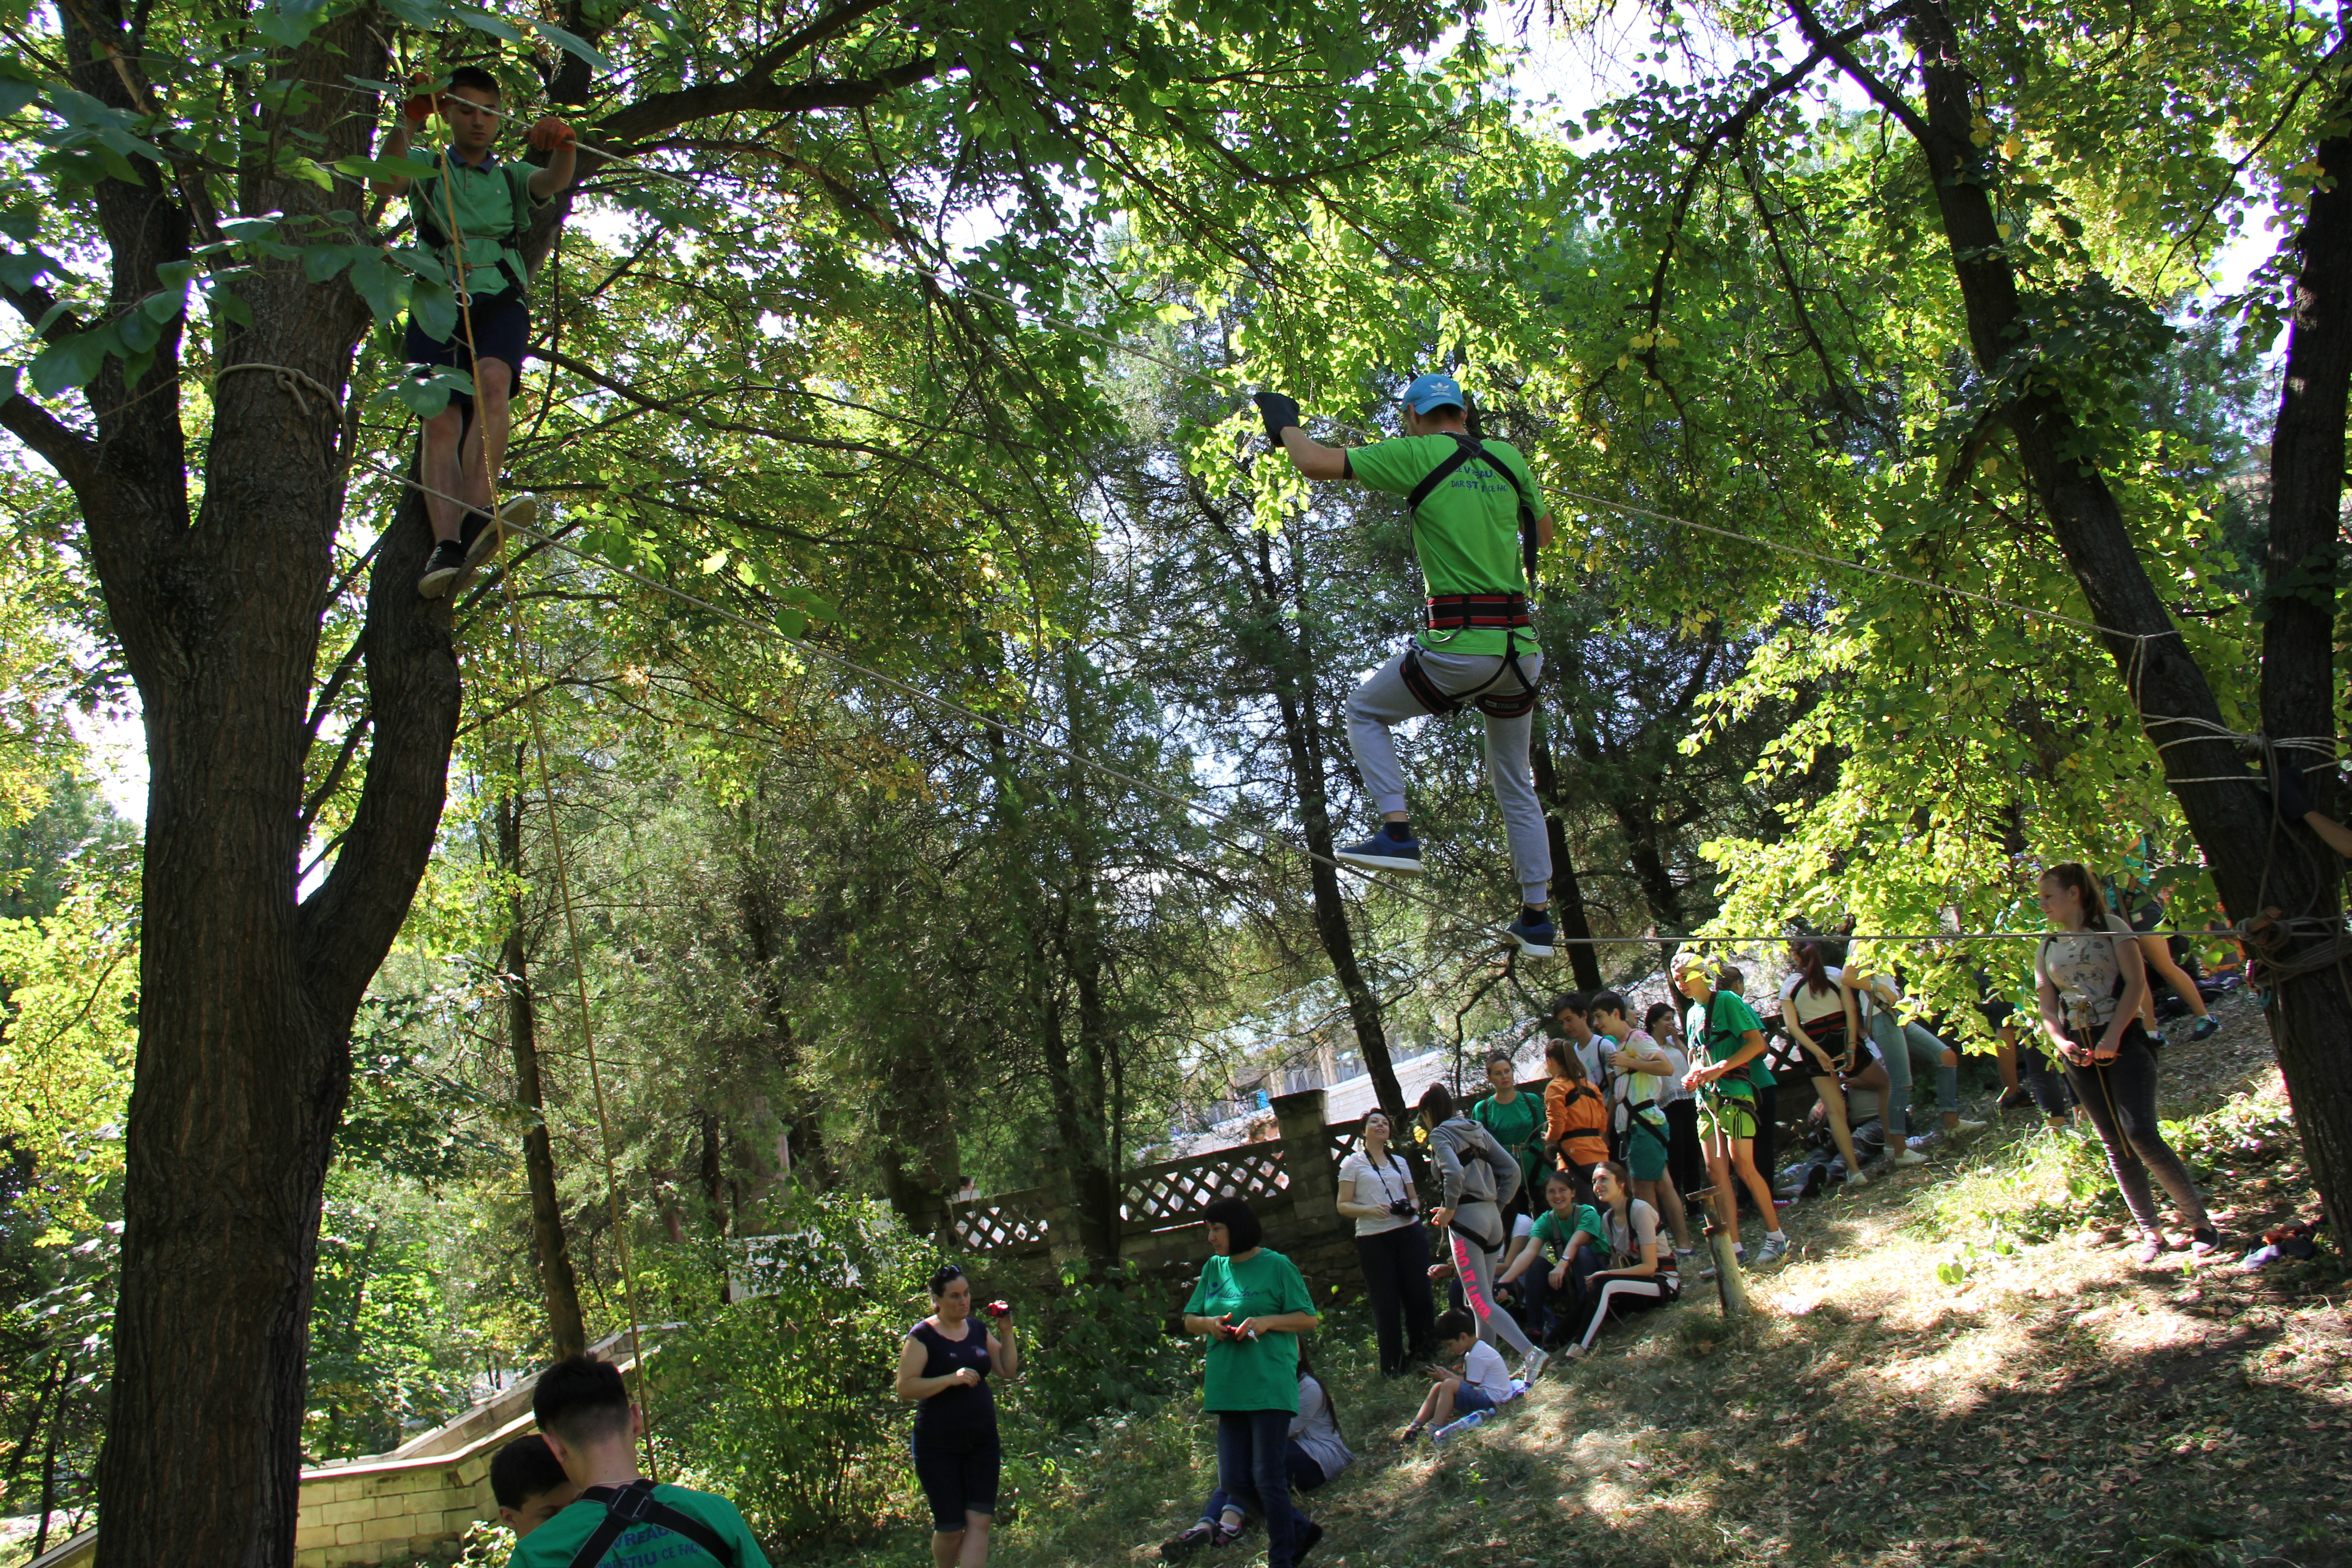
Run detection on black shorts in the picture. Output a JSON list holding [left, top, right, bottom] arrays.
[[403, 289, 529, 412], [912, 1430, 1000, 1531]]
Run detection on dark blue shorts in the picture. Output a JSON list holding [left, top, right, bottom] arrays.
[[403, 289, 529, 416], [911, 1430, 1000, 1531]]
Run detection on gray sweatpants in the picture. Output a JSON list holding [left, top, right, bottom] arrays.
[[1345, 645, 1551, 905]]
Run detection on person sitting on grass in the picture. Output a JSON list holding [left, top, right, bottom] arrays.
[[1590, 989, 1695, 1262], [1160, 1348, 1353, 1560], [516, 1353, 769, 1567], [371, 64, 575, 597], [1494, 1166, 1602, 1344], [489, 1432, 577, 1539], [1399, 1309, 1516, 1444], [1559, 1161, 1680, 1361]]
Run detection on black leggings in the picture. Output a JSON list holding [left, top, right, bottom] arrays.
[[2018, 1039, 2073, 1119], [2061, 1028, 2205, 1235], [1357, 1224, 1436, 1376]]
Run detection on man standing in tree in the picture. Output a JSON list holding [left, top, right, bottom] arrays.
[[1255, 376, 1559, 954], [372, 66, 576, 596]]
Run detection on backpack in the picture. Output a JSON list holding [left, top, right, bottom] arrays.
[[565, 1480, 737, 1568]]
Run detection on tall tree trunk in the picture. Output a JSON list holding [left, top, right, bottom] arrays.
[[1255, 529, 1422, 1171], [735, 865, 833, 1187], [1528, 727, 1604, 990], [498, 790, 588, 1361], [1795, 0, 2352, 1250]]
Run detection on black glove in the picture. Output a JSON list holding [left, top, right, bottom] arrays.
[[1252, 390, 1302, 446], [2266, 755, 2315, 821]]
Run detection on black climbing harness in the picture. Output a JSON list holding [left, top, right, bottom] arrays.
[[1398, 432, 1543, 720], [565, 1479, 738, 1568]]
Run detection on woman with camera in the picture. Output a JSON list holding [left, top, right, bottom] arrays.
[[1336, 1109, 1435, 1377], [895, 1264, 1018, 1568]]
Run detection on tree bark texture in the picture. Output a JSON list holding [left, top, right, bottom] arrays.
[[1529, 727, 1605, 991], [1250, 529, 1422, 1172], [1792, 0, 2352, 1249], [497, 791, 588, 1362]]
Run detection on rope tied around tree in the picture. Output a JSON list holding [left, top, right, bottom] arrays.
[[217, 361, 340, 418]]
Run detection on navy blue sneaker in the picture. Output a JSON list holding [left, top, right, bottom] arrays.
[[1507, 912, 1556, 956], [1334, 831, 1423, 875]]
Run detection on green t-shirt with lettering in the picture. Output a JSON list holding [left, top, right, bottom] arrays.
[[512, 1482, 771, 1568], [1346, 433, 1544, 656], [1183, 1248, 1318, 1413]]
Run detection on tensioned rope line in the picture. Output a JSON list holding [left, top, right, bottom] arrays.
[[433, 146, 659, 1474], [364, 456, 2155, 949]]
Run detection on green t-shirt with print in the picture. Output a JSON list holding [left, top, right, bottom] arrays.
[[1346, 433, 1545, 656], [512, 1482, 772, 1568], [1183, 1248, 1318, 1413], [1529, 1204, 1603, 1261], [409, 149, 541, 303], [1696, 990, 1771, 1097]]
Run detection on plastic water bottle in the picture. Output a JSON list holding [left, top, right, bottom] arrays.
[[1431, 1409, 1491, 1444]]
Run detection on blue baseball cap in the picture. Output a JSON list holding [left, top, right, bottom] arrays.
[[1401, 372, 1465, 414]]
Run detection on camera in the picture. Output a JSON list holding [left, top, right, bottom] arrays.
[[1388, 1200, 1417, 1218]]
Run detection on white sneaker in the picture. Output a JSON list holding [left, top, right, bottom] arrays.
[[1885, 1146, 1928, 1167], [1517, 1347, 1552, 1384], [1947, 1117, 1988, 1139], [1752, 1235, 1792, 1268]]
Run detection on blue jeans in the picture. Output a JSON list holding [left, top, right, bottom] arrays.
[[1201, 1440, 1326, 1524], [1217, 1410, 1304, 1565], [1868, 1011, 1959, 1138]]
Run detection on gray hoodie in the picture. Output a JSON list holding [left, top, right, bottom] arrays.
[[1428, 1114, 1522, 1215]]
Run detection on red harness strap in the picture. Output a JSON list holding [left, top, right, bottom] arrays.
[[1426, 593, 1531, 630]]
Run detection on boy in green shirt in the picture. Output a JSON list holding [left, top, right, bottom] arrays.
[[1675, 956, 1789, 1269], [1254, 375, 1559, 956], [516, 1354, 770, 1568], [372, 66, 576, 596]]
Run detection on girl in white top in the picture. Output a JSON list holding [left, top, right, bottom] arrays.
[[1334, 1110, 1436, 1377], [1589, 991, 1695, 1256], [1779, 940, 1884, 1189], [1562, 1161, 1678, 1359]]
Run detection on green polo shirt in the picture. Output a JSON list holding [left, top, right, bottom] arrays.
[[409, 148, 540, 301], [512, 1483, 770, 1568], [1346, 433, 1545, 656]]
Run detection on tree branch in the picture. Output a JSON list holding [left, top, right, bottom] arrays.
[[595, 54, 941, 148], [0, 394, 97, 484]]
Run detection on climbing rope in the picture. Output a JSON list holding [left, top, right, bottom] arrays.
[[432, 145, 658, 1472]]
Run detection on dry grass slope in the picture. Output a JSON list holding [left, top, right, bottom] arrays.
[[985, 990, 2350, 1568]]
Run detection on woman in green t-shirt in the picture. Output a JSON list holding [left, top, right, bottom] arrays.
[[1494, 1166, 1603, 1344], [1470, 1050, 1543, 1207], [1181, 1198, 1324, 1568]]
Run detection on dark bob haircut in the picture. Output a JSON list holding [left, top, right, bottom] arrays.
[[1202, 1195, 1262, 1252]]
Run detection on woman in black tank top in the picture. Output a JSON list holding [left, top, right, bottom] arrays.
[[894, 1264, 1019, 1564]]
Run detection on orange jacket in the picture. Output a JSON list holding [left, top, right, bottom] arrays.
[[1545, 1078, 1608, 1167]]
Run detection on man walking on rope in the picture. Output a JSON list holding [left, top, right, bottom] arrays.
[[372, 66, 576, 596], [1255, 376, 1559, 955]]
